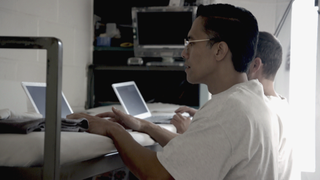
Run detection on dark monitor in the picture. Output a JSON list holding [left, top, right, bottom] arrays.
[[132, 6, 197, 60]]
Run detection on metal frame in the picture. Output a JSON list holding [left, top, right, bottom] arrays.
[[0, 36, 162, 180], [0, 36, 62, 180]]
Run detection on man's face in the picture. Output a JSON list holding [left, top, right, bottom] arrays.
[[181, 16, 217, 85]]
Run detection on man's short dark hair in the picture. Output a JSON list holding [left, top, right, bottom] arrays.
[[256, 31, 283, 80], [196, 4, 259, 73]]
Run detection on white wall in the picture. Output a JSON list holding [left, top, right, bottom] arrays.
[[300, 4, 320, 180], [0, 0, 93, 113]]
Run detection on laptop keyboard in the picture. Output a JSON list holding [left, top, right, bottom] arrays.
[[144, 115, 172, 124]]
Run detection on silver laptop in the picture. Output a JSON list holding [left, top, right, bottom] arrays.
[[112, 81, 172, 124], [21, 82, 73, 118]]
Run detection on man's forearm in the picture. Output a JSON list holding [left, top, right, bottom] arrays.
[[141, 121, 179, 147]]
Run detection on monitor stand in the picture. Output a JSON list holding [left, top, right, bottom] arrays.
[[146, 57, 184, 67], [162, 57, 175, 63]]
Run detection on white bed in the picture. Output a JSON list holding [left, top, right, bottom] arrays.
[[0, 104, 177, 167], [0, 37, 178, 180]]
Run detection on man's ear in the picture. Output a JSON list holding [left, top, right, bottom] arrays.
[[250, 57, 263, 73], [214, 41, 229, 61]]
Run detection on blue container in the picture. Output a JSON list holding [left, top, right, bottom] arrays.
[[97, 36, 111, 46]]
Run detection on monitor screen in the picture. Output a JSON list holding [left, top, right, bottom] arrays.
[[132, 6, 197, 58], [137, 12, 192, 46]]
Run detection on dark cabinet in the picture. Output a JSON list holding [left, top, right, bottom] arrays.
[[86, 63, 199, 109]]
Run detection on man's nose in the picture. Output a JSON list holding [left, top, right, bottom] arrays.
[[181, 48, 188, 59]]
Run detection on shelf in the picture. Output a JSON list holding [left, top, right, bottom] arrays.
[[92, 65, 185, 71], [94, 46, 133, 51]]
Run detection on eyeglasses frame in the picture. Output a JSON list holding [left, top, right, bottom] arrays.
[[183, 38, 216, 53], [184, 38, 212, 47]]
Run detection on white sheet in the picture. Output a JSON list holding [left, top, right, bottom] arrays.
[[0, 131, 167, 167], [0, 132, 114, 167], [0, 103, 178, 167]]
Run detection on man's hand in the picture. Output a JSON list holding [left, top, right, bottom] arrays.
[[174, 106, 197, 117], [96, 107, 149, 132], [66, 112, 123, 137], [170, 113, 191, 134], [171, 106, 197, 133]]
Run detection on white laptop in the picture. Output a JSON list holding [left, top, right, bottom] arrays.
[[21, 82, 73, 118], [112, 81, 172, 124]]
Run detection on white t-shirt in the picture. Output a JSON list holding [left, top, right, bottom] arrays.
[[265, 95, 294, 180], [157, 80, 279, 180]]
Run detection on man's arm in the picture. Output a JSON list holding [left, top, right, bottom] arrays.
[[141, 119, 179, 146], [67, 108, 178, 179], [96, 107, 179, 147]]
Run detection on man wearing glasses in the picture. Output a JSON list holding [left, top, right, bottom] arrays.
[[173, 31, 294, 180], [68, 3, 279, 180]]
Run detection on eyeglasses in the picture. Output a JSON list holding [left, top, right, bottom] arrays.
[[184, 38, 212, 47], [184, 38, 214, 53]]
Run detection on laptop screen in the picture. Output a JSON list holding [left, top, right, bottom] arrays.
[[114, 84, 149, 116], [22, 83, 73, 118]]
